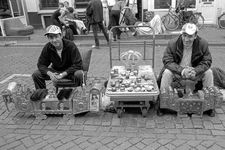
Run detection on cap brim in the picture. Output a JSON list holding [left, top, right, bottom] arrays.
[[44, 33, 61, 36]]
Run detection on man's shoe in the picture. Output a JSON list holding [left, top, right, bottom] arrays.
[[117, 36, 121, 40], [157, 109, 164, 117], [207, 109, 215, 117], [132, 31, 137, 36], [92, 45, 100, 49]]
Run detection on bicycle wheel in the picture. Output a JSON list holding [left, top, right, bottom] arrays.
[[189, 13, 204, 29], [218, 13, 225, 29], [163, 15, 180, 31]]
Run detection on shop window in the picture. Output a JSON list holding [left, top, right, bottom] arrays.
[[75, 0, 90, 9], [154, 0, 172, 9], [39, 0, 59, 10], [176, 0, 196, 8]]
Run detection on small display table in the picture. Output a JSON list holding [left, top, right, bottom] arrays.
[[106, 65, 159, 117]]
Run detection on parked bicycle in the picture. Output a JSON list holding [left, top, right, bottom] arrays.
[[218, 12, 225, 28], [162, 3, 204, 31]]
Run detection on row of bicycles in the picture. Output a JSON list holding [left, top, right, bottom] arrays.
[[161, 3, 204, 31], [162, 3, 225, 30]]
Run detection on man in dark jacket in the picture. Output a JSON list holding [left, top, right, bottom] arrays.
[[32, 25, 83, 89], [157, 23, 214, 115], [86, 0, 109, 49]]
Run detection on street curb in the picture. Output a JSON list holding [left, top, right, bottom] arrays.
[[1, 42, 225, 47]]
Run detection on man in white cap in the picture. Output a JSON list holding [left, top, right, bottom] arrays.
[[157, 23, 214, 116], [32, 25, 83, 89]]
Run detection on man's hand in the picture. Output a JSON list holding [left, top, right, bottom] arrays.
[[55, 73, 64, 80], [48, 72, 59, 83], [183, 67, 196, 79]]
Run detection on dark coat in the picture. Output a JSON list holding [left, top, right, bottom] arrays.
[[86, 0, 103, 24], [37, 39, 83, 75], [157, 35, 212, 87]]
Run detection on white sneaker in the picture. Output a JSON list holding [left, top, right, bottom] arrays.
[[92, 45, 100, 49]]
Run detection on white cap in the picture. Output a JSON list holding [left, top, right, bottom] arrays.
[[181, 23, 198, 35], [44, 25, 62, 36]]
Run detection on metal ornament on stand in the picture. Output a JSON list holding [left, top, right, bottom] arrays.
[[120, 50, 142, 70]]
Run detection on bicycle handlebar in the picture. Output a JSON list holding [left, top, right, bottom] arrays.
[[167, 2, 173, 11]]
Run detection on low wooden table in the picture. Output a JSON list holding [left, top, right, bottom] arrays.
[[106, 65, 159, 117]]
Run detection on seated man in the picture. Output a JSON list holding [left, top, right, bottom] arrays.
[[157, 23, 214, 116], [32, 25, 84, 89], [132, 11, 164, 36]]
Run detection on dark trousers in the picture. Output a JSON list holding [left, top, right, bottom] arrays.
[[110, 10, 122, 38], [108, 6, 113, 30], [91, 21, 109, 46], [32, 69, 83, 89], [68, 21, 78, 35]]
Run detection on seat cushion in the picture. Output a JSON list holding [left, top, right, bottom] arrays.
[[53, 71, 88, 87], [4, 18, 34, 36]]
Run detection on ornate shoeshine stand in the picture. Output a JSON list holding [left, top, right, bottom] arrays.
[[2, 82, 103, 119], [160, 83, 223, 117], [106, 50, 160, 117]]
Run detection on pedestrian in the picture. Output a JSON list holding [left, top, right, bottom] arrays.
[[86, 0, 109, 49], [157, 23, 214, 116], [110, 0, 125, 41], [32, 25, 84, 89], [106, 0, 117, 30]]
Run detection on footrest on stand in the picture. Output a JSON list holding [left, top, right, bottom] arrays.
[[159, 86, 223, 117]]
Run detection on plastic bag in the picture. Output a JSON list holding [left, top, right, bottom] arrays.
[[101, 95, 115, 112]]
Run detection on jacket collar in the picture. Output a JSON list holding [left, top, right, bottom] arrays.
[[49, 38, 68, 52], [176, 35, 201, 57]]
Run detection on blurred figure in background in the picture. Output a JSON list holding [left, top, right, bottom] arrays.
[[86, 0, 109, 49], [132, 11, 164, 36], [110, 0, 125, 41], [63, 1, 87, 35], [51, 3, 73, 30], [101, 0, 109, 29]]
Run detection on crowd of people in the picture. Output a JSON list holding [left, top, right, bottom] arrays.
[[49, 0, 167, 48]]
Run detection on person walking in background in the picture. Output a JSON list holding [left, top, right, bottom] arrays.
[[86, 0, 109, 49], [107, 0, 117, 30], [110, 0, 125, 41]]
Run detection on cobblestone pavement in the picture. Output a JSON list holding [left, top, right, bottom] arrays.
[[1, 27, 225, 149]]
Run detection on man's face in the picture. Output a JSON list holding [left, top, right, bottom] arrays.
[[47, 34, 63, 48], [181, 32, 196, 47]]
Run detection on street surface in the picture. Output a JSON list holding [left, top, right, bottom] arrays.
[[0, 43, 225, 150]]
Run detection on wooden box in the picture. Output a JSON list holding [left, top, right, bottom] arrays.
[[32, 91, 73, 119], [2, 84, 33, 113], [160, 86, 223, 117], [72, 88, 90, 115]]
